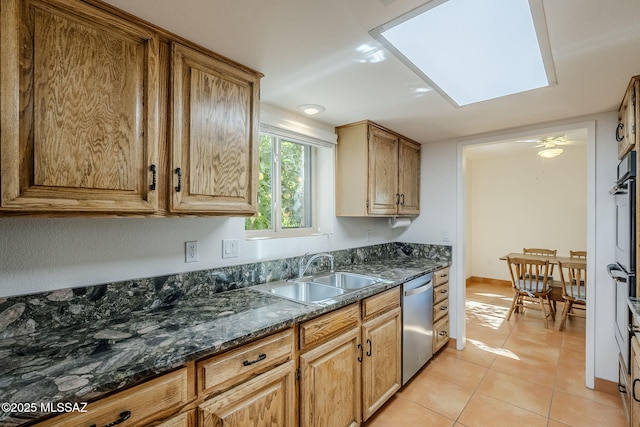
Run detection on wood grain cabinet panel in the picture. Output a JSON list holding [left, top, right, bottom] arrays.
[[617, 76, 639, 160], [432, 267, 450, 354], [0, 0, 159, 213], [361, 306, 401, 421], [170, 42, 260, 215], [398, 138, 421, 216], [299, 326, 362, 427], [335, 120, 420, 217], [368, 126, 399, 215], [33, 368, 189, 427], [198, 361, 296, 427]]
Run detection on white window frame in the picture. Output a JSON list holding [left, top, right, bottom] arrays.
[[246, 124, 329, 239]]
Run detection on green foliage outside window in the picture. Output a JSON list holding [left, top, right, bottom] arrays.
[[245, 135, 310, 231]]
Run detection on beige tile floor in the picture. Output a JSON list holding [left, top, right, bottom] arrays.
[[364, 279, 628, 427]]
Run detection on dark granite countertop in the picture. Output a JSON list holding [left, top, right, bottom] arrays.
[[0, 253, 448, 426]]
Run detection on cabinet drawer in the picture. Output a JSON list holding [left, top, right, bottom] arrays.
[[434, 267, 450, 286], [362, 287, 400, 321], [434, 298, 449, 322], [299, 303, 360, 351], [198, 329, 293, 396], [433, 317, 449, 353], [34, 368, 189, 427], [434, 282, 449, 305]]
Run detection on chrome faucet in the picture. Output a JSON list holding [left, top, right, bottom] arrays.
[[299, 252, 335, 278]]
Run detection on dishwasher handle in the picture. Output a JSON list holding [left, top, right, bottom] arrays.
[[404, 280, 433, 297]]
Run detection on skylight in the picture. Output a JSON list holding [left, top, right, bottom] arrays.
[[369, 0, 556, 107]]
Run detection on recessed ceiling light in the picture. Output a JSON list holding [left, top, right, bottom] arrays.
[[369, 0, 556, 107], [298, 104, 326, 115]]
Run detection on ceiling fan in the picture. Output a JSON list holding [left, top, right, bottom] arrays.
[[516, 135, 572, 158]]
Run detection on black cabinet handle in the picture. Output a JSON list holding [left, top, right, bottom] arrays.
[[89, 411, 131, 427], [175, 168, 182, 192], [242, 353, 266, 366], [439, 331, 448, 337], [440, 306, 448, 310], [149, 165, 157, 191], [400, 194, 405, 205], [440, 289, 448, 294], [619, 383, 628, 394], [357, 343, 363, 362], [366, 339, 372, 357], [616, 122, 625, 142], [633, 378, 640, 402], [395, 193, 400, 205]]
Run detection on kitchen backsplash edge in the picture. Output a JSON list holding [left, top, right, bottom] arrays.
[[0, 242, 451, 337]]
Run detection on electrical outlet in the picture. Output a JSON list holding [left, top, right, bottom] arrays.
[[185, 241, 198, 263]]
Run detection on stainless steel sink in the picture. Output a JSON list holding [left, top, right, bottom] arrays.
[[269, 281, 345, 303], [312, 272, 381, 290]]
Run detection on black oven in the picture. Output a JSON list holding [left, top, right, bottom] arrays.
[[609, 150, 636, 375]]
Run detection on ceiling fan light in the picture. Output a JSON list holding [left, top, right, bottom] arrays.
[[537, 147, 563, 158]]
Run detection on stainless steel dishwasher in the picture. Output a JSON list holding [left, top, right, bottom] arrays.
[[402, 272, 434, 385]]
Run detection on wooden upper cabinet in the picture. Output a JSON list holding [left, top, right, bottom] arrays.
[[170, 42, 260, 215], [336, 121, 421, 217], [0, 0, 159, 213], [398, 138, 420, 216], [617, 76, 638, 159], [368, 127, 399, 215]]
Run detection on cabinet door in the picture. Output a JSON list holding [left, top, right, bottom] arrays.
[[171, 42, 260, 214], [397, 138, 420, 216], [299, 326, 361, 427], [618, 78, 637, 160], [361, 307, 402, 421], [198, 361, 295, 427], [0, 0, 159, 213], [367, 126, 398, 215]]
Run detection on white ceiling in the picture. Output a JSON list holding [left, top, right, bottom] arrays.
[[104, 0, 640, 145]]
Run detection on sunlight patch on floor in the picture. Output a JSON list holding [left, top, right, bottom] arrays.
[[467, 338, 520, 360]]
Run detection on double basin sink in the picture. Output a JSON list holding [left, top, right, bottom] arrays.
[[266, 272, 386, 305]]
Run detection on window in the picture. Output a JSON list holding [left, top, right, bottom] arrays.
[[245, 132, 314, 236]]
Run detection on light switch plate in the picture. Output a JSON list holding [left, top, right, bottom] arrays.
[[222, 239, 239, 259]]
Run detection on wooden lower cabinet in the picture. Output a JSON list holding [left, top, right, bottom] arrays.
[[298, 288, 402, 427], [299, 324, 362, 427], [361, 306, 401, 420], [198, 361, 296, 427], [158, 410, 196, 427], [33, 368, 190, 427]]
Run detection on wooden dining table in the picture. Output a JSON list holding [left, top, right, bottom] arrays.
[[499, 252, 587, 303]]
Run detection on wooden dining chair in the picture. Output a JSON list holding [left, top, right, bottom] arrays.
[[557, 260, 587, 331], [523, 247, 557, 279], [506, 256, 556, 328], [569, 250, 587, 259]]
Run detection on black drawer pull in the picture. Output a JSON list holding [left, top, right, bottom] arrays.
[[89, 411, 131, 427], [175, 167, 182, 192], [440, 306, 448, 310], [149, 165, 157, 191], [440, 289, 448, 294], [619, 383, 628, 394], [243, 353, 266, 366], [439, 331, 448, 337]]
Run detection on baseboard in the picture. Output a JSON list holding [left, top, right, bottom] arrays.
[[466, 276, 510, 286]]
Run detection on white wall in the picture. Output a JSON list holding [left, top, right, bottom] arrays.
[[407, 111, 619, 383], [468, 144, 588, 280]]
